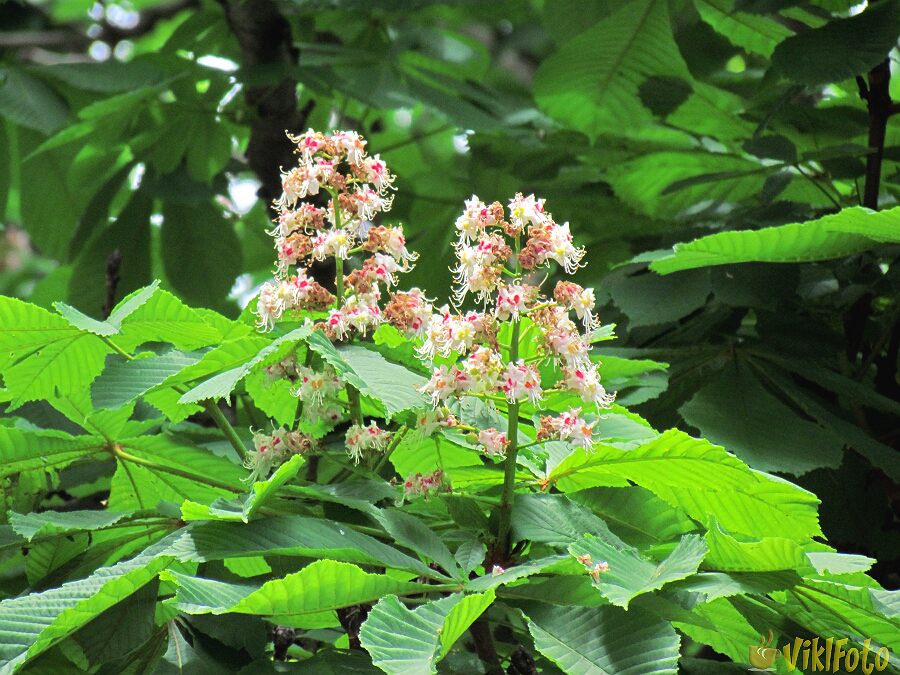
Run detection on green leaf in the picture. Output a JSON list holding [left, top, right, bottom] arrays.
[[780, 581, 900, 653], [91, 351, 202, 410], [806, 552, 875, 576], [105, 281, 162, 328], [704, 522, 805, 572], [0, 296, 79, 355], [527, 605, 681, 674], [0, 427, 106, 478], [167, 560, 428, 617], [695, 0, 792, 57], [604, 268, 711, 328], [549, 429, 822, 540], [115, 289, 225, 352], [533, 0, 691, 137], [178, 326, 312, 404], [372, 509, 460, 578], [107, 435, 244, 512], [306, 332, 429, 419], [650, 207, 881, 274], [3, 331, 110, 410], [0, 539, 172, 672], [679, 363, 843, 475], [568, 533, 707, 608], [0, 67, 69, 135], [359, 590, 494, 674], [607, 151, 767, 218], [161, 203, 242, 310], [568, 487, 698, 548], [771, 1, 900, 85], [669, 571, 800, 603], [243, 453, 305, 519], [511, 493, 628, 547], [37, 60, 165, 94], [9, 510, 129, 541], [53, 302, 118, 336], [822, 204, 900, 243], [165, 515, 439, 580]]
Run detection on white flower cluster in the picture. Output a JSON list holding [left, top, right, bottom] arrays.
[[255, 129, 419, 340], [418, 193, 614, 457]]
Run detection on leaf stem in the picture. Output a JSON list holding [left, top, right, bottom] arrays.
[[111, 444, 242, 492], [203, 401, 249, 463], [373, 426, 409, 474], [497, 235, 522, 555], [347, 385, 363, 426]]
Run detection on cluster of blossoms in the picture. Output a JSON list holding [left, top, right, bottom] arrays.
[[255, 129, 425, 341], [265, 357, 344, 428], [576, 553, 610, 583], [345, 422, 393, 464], [418, 193, 614, 457], [252, 130, 427, 470], [402, 469, 447, 499], [244, 427, 316, 483], [537, 408, 596, 449]]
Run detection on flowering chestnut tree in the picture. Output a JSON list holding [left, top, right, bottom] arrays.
[[0, 130, 895, 674]]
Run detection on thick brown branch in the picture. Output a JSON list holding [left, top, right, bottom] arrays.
[[217, 0, 307, 208]]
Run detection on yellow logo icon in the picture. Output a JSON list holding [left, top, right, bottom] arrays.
[[749, 630, 779, 671]]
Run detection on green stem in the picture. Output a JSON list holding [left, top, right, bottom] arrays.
[[497, 234, 522, 555], [328, 186, 346, 307], [203, 401, 249, 463], [347, 385, 363, 426], [373, 426, 409, 474], [112, 445, 241, 493], [335, 256, 344, 307]]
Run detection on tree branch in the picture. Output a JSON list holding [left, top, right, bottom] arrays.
[[217, 0, 308, 208], [860, 60, 892, 210]]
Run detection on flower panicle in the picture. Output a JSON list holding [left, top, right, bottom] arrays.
[[254, 129, 418, 341], [420, 192, 615, 456]]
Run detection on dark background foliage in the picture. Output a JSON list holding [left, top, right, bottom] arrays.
[[1, 0, 898, 586]]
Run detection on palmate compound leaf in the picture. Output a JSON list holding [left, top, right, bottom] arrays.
[[547, 429, 822, 540], [305, 330, 429, 419], [107, 435, 245, 512], [527, 604, 681, 675], [649, 206, 897, 274], [568, 533, 707, 608], [359, 590, 495, 675], [0, 536, 174, 674]]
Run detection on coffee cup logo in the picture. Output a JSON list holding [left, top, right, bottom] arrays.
[[749, 630, 779, 671]]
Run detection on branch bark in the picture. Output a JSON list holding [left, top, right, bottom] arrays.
[[217, 0, 308, 208], [859, 59, 893, 210]]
